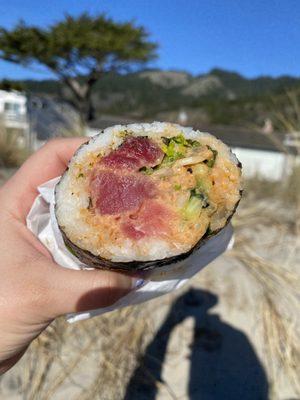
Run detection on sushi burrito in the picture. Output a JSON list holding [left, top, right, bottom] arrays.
[[27, 122, 242, 322]]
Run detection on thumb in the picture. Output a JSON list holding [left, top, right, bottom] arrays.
[[45, 266, 143, 318]]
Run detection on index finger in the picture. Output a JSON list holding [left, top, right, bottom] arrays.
[[1, 137, 88, 220]]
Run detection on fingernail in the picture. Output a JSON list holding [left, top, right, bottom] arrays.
[[132, 278, 146, 290]]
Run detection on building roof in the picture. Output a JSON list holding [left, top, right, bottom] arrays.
[[194, 124, 287, 153]]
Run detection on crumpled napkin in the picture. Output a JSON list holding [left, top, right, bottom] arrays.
[[26, 177, 233, 323]]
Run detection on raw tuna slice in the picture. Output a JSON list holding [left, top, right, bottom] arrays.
[[90, 170, 157, 215], [101, 136, 163, 170], [122, 200, 173, 240]]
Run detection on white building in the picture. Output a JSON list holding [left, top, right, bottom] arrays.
[[195, 124, 300, 181], [0, 90, 29, 131], [231, 147, 297, 181]]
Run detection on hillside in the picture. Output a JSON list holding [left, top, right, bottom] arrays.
[[4, 68, 300, 127]]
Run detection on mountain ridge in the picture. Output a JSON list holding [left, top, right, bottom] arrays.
[[2, 68, 299, 127]]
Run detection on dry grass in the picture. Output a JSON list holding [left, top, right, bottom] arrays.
[[273, 90, 300, 133], [59, 122, 86, 138], [228, 166, 300, 396], [1, 304, 154, 400], [230, 244, 300, 392], [0, 121, 30, 168]]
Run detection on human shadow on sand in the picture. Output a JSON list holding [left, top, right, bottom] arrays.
[[124, 288, 268, 400]]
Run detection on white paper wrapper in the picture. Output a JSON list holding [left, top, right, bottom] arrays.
[[26, 177, 233, 323]]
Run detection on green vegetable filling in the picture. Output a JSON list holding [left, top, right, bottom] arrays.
[[183, 196, 203, 220], [205, 146, 218, 168], [118, 129, 131, 138], [140, 135, 215, 175], [161, 140, 185, 162], [161, 134, 201, 165], [205, 226, 213, 236], [139, 166, 154, 175], [190, 188, 209, 208], [196, 177, 212, 193], [163, 134, 200, 148], [183, 186, 210, 219]]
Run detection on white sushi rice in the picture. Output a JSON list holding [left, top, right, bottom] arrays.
[[55, 122, 239, 262]]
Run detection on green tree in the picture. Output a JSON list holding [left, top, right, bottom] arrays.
[[0, 13, 157, 122]]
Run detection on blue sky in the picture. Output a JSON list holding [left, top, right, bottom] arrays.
[[0, 0, 299, 80]]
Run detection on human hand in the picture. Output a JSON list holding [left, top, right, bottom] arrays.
[[0, 138, 140, 374]]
